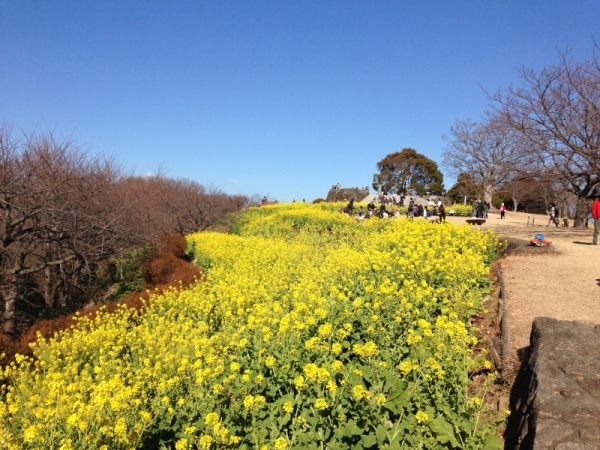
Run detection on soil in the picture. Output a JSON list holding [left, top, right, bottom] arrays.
[[445, 210, 599, 379]]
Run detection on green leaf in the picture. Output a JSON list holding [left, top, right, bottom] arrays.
[[277, 413, 291, 427], [387, 420, 408, 446], [361, 433, 377, 447], [375, 424, 387, 444], [327, 440, 345, 450], [386, 380, 409, 402], [429, 416, 459, 447], [482, 433, 504, 450], [384, 381, 411, 414], [345, 419, 364, 437], [384, 400, 401, 415], [359, 364, 373, 382]]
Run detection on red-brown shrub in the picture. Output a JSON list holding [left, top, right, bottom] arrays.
[[0, 235, 202, 367], [159, 235, 188, 259]]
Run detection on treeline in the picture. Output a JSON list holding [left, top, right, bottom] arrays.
[[0, 124, 252, 336]]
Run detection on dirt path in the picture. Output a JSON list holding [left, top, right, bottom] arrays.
[[446, 211, 599, 369]]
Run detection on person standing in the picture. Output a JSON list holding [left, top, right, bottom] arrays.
[[407, 198, 415, 218], [438, 202, 446, 222], [475, 201, 484, 218], [592, 195, 600, 245]]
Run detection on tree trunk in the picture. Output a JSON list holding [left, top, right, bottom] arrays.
[[43, 265, 56, 308], [483, 184, 494, 205], [572, 197, 589, 228], [42, 263, 68, 308], [2, 271, 19, 335]]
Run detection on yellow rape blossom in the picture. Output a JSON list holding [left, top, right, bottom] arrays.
[[274, 436, 288, 450], [265, 356, 276, 367], [415, 411, 429, 424], [0, 203, 500, 449], [314, 398, 328, 410], [205, 412, 219, 425], [283, 401, 294, 414], [199, 435, 213, 449], [175, 438, 189, 450], [293, 375, 305, 390]]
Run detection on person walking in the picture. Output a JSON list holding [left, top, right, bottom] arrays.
[[500, 203, 507, 219], [592, 194, 600, 245], [547, 203, 559, 227]]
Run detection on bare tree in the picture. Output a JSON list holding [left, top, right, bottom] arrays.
[[442, 116, 532, 205], [0, 124, 253, 335], [0, 126, 141, 334], [124, 176, 251, 237], [490, 45, 600, 225]]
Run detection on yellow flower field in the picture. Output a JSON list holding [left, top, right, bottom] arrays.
[[1, 202, 503, 449]]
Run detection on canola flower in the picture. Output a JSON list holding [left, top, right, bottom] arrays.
[[0, 202, 502, 449]]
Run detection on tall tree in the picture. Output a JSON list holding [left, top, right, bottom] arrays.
[[490, 45, 600, 225], [372, 148, 444, 196]]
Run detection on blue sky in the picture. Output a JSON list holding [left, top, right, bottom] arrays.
[[2, 1, 599, 202]]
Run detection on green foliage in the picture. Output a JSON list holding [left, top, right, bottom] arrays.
[[104, 248, 151, 300], [447, 173, 481, 204], [447, 204, 475, 217], [373, 148, 445, 196]]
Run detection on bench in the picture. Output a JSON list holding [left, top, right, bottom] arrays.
[[466, 219, 486, 225]]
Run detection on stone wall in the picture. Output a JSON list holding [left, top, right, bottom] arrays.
[[508, 317, 600, 449]]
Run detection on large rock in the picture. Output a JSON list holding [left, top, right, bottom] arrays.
[[325, 187, 369, 203], [509, 317, 600, 449]]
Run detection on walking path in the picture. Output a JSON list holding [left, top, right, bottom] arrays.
[[445, 211, 599, 368]]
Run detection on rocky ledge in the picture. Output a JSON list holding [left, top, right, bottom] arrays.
[[509, 317, 600, 449]]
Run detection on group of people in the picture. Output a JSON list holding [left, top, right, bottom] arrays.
[[471, 200, 491, 219], [376, 192, 407, 206], [406, 197, 445, 220], [343, 197, 446, 222]]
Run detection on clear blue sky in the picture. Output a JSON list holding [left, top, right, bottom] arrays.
[[2, 1, 599, 202]]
